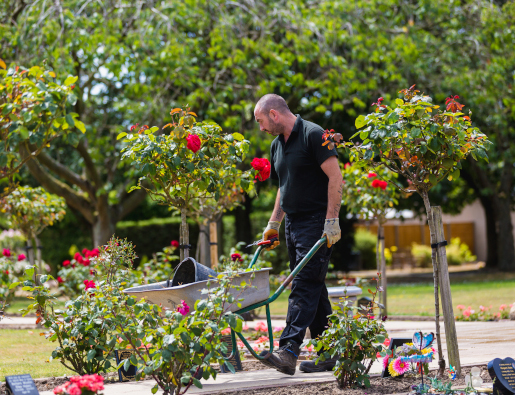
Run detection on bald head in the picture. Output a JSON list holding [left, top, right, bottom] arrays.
[[255, 94, 292, 116], [254, 94, 296, 137]]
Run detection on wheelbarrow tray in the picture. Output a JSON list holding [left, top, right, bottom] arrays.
[[123, 268, 272, 313]]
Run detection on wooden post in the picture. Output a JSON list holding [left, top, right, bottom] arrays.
[[199, 222, 211, 267], [209, 221, 218, 268], [431, 207, 461, 376], [380, 225, 387, 317], [180, 207, 189, 262]]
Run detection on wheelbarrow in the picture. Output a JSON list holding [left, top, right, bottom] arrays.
[[124, 237, 328, 361]]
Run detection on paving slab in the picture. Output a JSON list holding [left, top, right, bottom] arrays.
[[39, 369, 335, 395]]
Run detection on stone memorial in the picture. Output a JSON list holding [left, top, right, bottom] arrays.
[[488, 357, 515, 395], [115, 350, 137, 382], [5, 375, 39, 395]]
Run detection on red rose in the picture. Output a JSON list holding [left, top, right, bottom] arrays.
[[74, 252, 82, 261], [231, 253, 243, 262], [82, 248, 89, 256], [380, 181, 388, 190], [82, 258, 90, 266], [62, 260, 71, 267], [77, 256, 84, 264], [17, 253, 26, 261], [2, 248, 11, 257], [344, 162, 351, 169], [251, 158, 271, 181], [57, 276, 64, 284], [90, 269, 95, 275], [371, 179, 381, 188], [89, 248, 100, 257], [368, 172, 377, 178], [186, 134, 201, 153], [84, 280, 96, 290], [171, 240, 179, 248], [4, 270, 9, 275]]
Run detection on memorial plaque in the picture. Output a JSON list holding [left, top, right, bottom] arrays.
[[5, 375, 39, 395], [488, 358, 515, 395], [381, 338, 412, 378], [115, 350, 137, 382], [220, 334, 243, 373]]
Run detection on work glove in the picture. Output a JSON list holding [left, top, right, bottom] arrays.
[[263, 221, 281, 251], [322, 218, 341, 248]]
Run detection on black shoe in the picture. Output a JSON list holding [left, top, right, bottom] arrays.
[[299, 355, 338, 373], [258, 342, 299, 376]]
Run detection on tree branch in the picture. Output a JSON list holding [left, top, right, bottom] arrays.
[[117, 188, 147, 221], [76, 139, 102, 187], [20, 142, 94, 224]]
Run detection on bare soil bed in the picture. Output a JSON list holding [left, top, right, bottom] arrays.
[[227, 365, 490, 395]]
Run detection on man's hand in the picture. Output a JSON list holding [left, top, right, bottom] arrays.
[[263, 221, 281, 250], [322, 218, 341, 247]]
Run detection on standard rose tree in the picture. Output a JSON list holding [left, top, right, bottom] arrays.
[[344, 86, 492, 376], [118, 108, 256, 261], [342, 163, 401, 315]]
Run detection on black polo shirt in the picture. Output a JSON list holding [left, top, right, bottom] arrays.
[[270, 115, 338, 215]]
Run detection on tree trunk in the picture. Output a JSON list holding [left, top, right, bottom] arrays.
[[496, 197, 515, 271], [180, 207, 189, 262], [479, 195, 499, 269]]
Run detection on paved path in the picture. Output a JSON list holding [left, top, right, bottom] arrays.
[[28, 319, 515, 394]]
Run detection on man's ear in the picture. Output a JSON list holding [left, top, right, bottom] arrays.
[[269, 109, 278, 121]]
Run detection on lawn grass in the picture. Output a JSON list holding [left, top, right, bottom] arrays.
[[5, 297, 66, 315], [0, 329, 72, 380], [268, 278, 515, 316]]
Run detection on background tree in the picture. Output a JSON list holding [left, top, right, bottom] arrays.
[[0, 62, 80, 196]]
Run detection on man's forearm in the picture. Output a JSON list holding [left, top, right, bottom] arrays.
[[271, 189, 285, 223], [326, 176, 344, 219]]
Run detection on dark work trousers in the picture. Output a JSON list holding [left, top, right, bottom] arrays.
[[279, 210, 333, 348]]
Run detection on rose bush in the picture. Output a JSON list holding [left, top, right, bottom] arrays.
[[57, 248, 102, 299], [303, 277, 387, 389]]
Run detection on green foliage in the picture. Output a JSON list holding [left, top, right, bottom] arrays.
[[411, 238, 476, 268], [119, 109, 255, 209], [349, 87, 492, 196], [446, 237, 476, 266], [304, 278, 387, 389], [342, 163, 400, 223], [353, 228, 377, 270], [1, 186, 66, 239], [0, 63, 80, 194], [411, 243, 433, 268]]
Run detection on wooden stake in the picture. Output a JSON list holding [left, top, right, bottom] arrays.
[[209, 221, 218, 268], [432, 206, 461, 376], [180, 207, 189, 262], [380, 224, 387, 317]]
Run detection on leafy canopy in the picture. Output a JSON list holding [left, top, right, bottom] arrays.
[[118, 108, 255, 209]]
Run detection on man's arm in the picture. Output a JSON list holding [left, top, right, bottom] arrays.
[[320, 156, 343, 219], [270, 188, 285, 223]]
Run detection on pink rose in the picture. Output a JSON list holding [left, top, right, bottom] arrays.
[[368, 172, 377, 178], [63, 260, 71, 267], [177, 300, 190, 315], [231, 253, 243, 262], [17, 253, 26, 261], [2, 248, 11, 257], [171, 240, 179, 248]]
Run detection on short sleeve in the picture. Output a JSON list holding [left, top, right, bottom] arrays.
[[270, 141, 279, 180], [307, 128, 338, 166]]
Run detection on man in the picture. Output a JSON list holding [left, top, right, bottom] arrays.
[[254, 94, 343, 375]]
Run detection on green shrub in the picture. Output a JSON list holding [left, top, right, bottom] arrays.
[[304, 277, 387, 389], [446, 237, 476, 266], [411, 243, 433, 268], [353, 228, 377, 270]]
